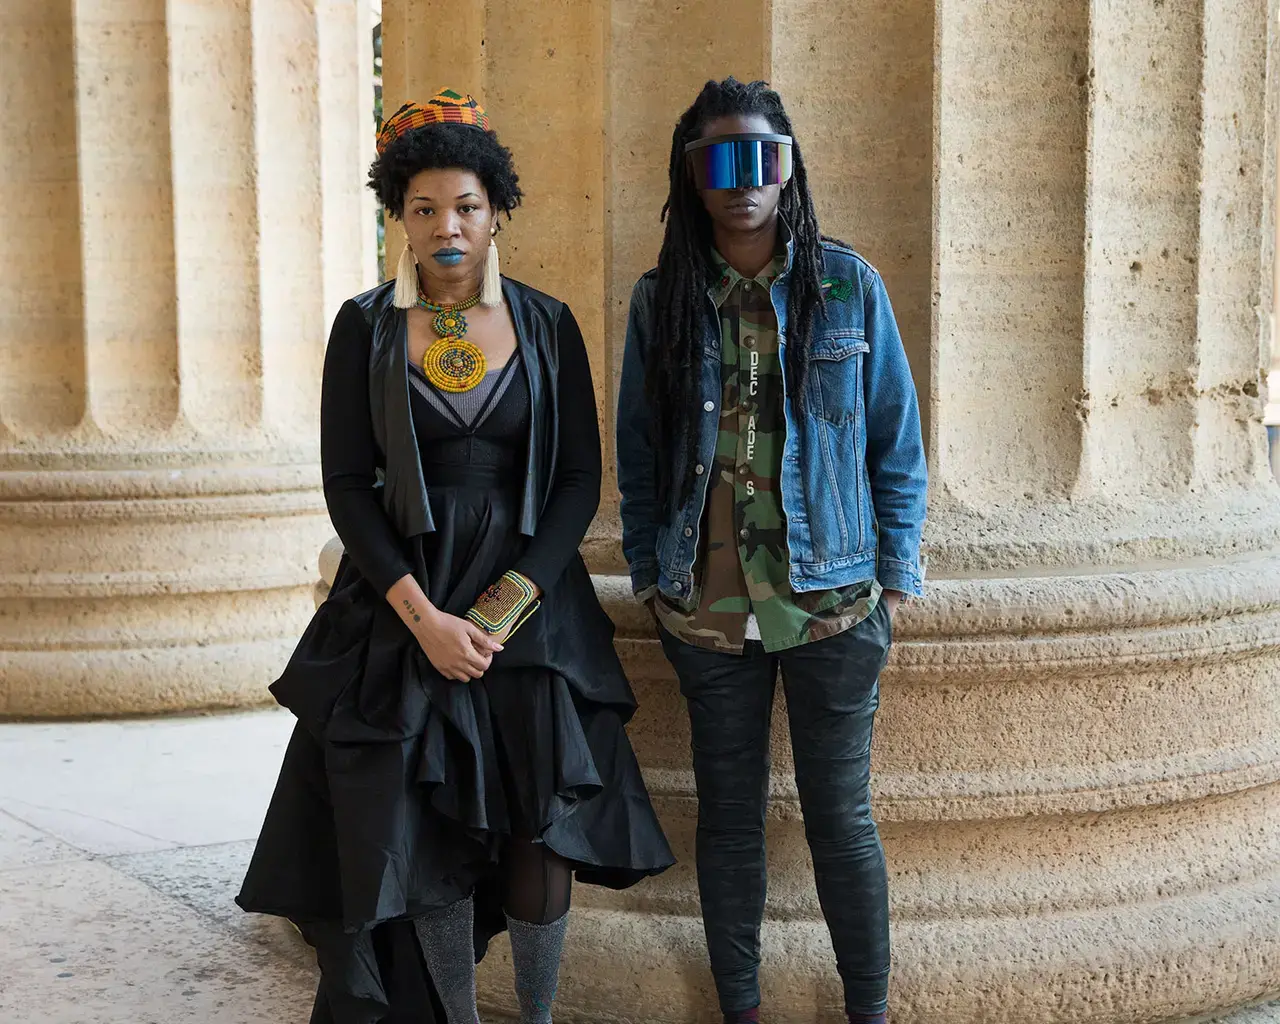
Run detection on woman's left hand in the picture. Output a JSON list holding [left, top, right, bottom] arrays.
[[465, 574, 542, 651]]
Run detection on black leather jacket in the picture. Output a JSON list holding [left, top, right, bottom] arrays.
[[325, 276, 600, 597]]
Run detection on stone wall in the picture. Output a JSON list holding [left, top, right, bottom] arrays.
[[0, 1, 375, 715]]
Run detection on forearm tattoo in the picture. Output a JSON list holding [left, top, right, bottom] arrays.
[[402, 599, 422, 624]]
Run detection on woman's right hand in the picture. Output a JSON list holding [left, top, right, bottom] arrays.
[[415, 608, 503, 682]]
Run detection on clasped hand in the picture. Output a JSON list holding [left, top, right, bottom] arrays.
[[415, 608, 508, 682]]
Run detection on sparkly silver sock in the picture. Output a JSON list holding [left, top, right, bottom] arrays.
[[413, 897, 480, 1024], [505, 911, 568, 1024]]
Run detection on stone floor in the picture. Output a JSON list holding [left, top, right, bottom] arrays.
[[0, 708, 1275, 1024], [0, 709, 317, 1024]]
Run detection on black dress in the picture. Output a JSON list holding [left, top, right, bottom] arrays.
[[237, 297, 674, 1024]]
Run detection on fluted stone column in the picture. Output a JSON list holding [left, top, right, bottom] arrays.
[[884, 3, 1280, 1020], [0, 0, 375, 716], [1270, 117, 1280, 477], [379, 2, 1280, 1021]]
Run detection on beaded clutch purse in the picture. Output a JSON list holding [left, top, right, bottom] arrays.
[[465, 570, 540, 638]]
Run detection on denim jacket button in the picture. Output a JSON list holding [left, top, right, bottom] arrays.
[[683, 527, 693, 537], [703, 401, 714, 412], [695, 464, 705, 475]]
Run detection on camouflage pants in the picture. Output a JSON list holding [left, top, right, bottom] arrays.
[[659, 599, 894, 1018]]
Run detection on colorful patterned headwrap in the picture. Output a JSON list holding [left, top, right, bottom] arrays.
[[376, 88, 490, 156]]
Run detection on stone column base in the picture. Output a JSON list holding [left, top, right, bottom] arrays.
[[501, 552, 1279, 1024], [0, 464, 330, 717]]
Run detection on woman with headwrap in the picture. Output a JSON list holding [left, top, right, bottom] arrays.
[[237, 89, 673, 1024]]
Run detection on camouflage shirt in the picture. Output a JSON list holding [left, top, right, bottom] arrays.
[[653, 250, 880, 654]]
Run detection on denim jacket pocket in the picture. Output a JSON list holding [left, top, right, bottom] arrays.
[[803, 330, 871, 558], [809, 331, 868, 425]]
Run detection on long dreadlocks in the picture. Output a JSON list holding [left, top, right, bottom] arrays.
[[647, 77, 831, 509]]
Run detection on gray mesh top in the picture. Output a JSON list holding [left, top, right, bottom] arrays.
[[408, 353, 521, 431]]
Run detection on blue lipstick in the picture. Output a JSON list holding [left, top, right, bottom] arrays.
[[432, 248, 465, 266]]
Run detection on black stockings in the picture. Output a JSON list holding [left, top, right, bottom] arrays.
[[501, 837, 572, 925]]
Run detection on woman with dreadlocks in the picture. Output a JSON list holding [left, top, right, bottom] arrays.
[[616, 78, 927, 1024]]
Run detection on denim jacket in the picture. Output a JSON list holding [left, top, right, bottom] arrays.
[[616, 236, 927, 603]]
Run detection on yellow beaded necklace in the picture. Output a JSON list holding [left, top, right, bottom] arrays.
[[417, 290, 486, 393]]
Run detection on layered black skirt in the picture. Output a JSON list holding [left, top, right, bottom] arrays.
[[236, 468, 674, 1023]]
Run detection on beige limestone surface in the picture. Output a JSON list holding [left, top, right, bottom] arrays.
[[0, 1, 376, 717], [0, 711, 318, 1024]]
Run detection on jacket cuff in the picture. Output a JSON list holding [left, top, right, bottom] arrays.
[[878, 557, 923, 598], [629, 560, 659, 597]]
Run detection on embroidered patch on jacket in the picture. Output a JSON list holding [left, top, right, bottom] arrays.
[[821, 277, 854, 302]]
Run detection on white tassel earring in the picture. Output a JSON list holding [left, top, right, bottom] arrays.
[[393, 238, 419, 309], [480, 229, 502, 307]]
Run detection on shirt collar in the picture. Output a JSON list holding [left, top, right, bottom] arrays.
[[706, 217, 795, 308], [708, 247, 787, 308]]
